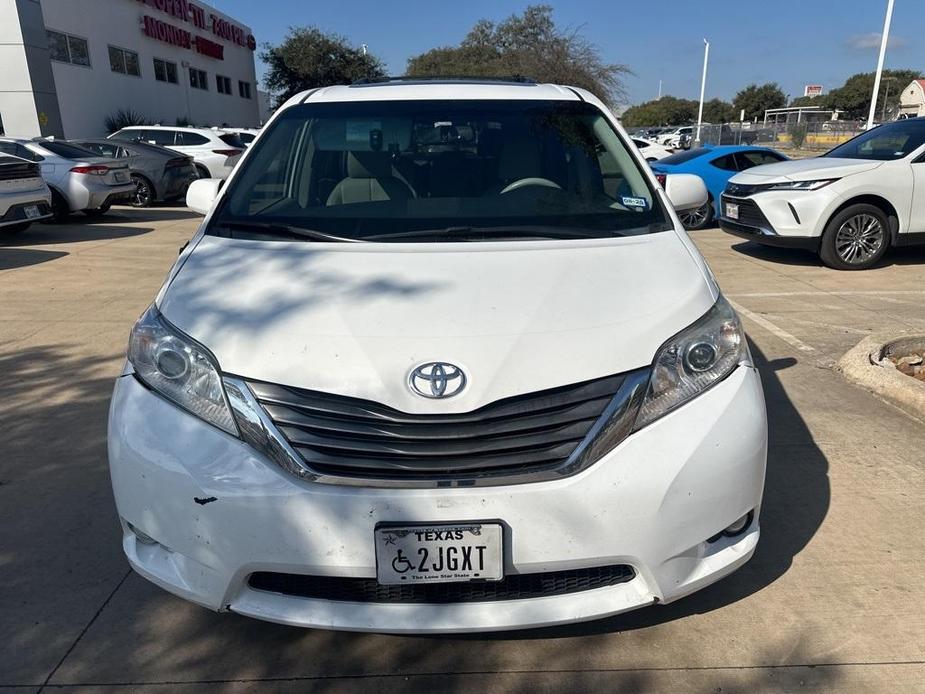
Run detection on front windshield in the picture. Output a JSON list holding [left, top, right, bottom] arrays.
[[212, 99, 670, 242], [824, 119, 925, 161]]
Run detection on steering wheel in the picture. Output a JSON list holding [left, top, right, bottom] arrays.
[[499, 177, 562, 194]]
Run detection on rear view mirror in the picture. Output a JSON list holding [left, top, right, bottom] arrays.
[[186, 178, 222, 215], [664, 173, 708, 212]]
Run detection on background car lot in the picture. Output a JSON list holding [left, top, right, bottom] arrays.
[[2, 206, 925, 691]]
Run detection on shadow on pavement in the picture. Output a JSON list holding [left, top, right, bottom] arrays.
[[732, 238, 925, 268], [0, 247, 67, 270], [1, 224, 154, 246]]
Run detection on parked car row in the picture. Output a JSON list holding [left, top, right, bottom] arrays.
[[0, 124, 259, 235]]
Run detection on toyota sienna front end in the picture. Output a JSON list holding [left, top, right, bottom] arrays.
[[108, 79, 767, 632]]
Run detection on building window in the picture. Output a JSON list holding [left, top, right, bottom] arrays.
[[216, 75, 232, 95], [108, 46, 140, 77], [238, 80, 252, 99], [154, 58, 178, 84], [47, 30, 90, 67], [189, 68, 208, 90]]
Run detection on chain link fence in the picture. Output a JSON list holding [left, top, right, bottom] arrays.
[[695, 121, 862, 152]]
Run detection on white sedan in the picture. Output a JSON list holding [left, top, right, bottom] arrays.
[[719, 118, 925, 269], [631, 138, 673, 161]]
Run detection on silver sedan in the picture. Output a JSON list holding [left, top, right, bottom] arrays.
[[70, 139, 198, 208]]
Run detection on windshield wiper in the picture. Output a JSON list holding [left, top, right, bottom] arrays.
[[364, 225, 618, 241], [215, 220, 362, 243]]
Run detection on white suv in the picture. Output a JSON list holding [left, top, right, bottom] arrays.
[[108, 79, 767, 633], [720, 118, 925, 269], [0, 154, 52, 233], [108, 126, 244, 180]]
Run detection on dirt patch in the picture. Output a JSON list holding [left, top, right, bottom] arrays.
[[881, 336, 925, 382]]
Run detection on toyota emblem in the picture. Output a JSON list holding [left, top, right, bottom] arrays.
[[409, 362, 467, 399]]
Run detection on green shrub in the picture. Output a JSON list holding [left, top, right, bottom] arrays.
[[104, 109, 149, 133], [789, 123, 808, 149]]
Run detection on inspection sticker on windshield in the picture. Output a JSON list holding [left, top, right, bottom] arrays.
[[621, 196, 648, 209], [375, 523, 503, 585]]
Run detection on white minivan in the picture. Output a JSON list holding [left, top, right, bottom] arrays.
[[108, 79, 768, 632]]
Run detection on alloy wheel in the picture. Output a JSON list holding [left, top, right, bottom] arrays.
[[834, 213, 885, 265], [131, 176, 152, 208], [679, 202, 710, 230]]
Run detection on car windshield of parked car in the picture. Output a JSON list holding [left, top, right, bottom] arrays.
[[212, 99, 670, 242], [40, 141, 99, 159], [658, 148, 709, 166], [824, 120, 925, 161]]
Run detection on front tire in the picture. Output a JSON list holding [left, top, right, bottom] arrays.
[[819, 204, 889, 270], [678, 200, 713, 230]]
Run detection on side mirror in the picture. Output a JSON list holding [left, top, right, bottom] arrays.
[[186, 178, 222, 215], [664, 173, 708, 212]]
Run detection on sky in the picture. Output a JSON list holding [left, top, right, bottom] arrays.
[[209, 0, 922, 106]]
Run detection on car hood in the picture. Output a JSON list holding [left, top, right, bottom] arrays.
[[729, 157, 883, 184], [159, 232, 715, 413]]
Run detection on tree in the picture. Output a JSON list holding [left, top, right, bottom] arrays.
[[621, 96, 697, 127], [733, 83, 787, 121], [702, 98, 737, 123], [406, 5, 630, 105], [822, 69, 920, 119], [261, 27, 386, 104]]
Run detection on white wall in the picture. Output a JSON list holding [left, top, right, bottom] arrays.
[[0, 0, 64, 137], [40, 0, 260, 137]]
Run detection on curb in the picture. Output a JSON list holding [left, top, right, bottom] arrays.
[[836, 335, 925, 420]]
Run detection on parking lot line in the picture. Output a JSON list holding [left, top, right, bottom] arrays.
[[727, 299, 815, 353]]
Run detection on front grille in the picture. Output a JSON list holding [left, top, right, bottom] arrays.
[[721, 195, 772, 230], [246, 373, 628, 480], [0, 162, 40, 181], [248, 565, 636, 603], [724, 182, 766, 198]]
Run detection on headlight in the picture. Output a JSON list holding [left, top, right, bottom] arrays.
[[766, 179, 838, 191], [635, 296, 747, 430], [128, 305, 237, 435]]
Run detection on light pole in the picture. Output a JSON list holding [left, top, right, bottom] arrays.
[[694, 38, 709, 147], [867, 0, 895, 129]]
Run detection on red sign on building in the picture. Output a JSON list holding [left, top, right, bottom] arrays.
[[135, 0, 255, 60]]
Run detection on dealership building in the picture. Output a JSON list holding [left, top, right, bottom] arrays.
[[0, 0, 261, 138]]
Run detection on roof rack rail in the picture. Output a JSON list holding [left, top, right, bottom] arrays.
[[350, 75, 536, 87]]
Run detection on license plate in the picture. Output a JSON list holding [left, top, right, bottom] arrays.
[[375, 523, 503, 585], [725, 202, 739, 220], [114, 171, 127, 182], [24, 205, 41, 219]]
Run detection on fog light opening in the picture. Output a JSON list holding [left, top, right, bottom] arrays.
[[127, 522, 158, 546], [721, 510, 754, 538]]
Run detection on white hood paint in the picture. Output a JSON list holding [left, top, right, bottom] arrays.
[[731, 157, 883, 184], [159, 232, 714, 413]]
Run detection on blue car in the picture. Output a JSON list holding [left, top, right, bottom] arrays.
[[651, 145, 789, 230]]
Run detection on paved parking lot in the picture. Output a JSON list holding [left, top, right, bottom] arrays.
[[2, 209, 924, 693]]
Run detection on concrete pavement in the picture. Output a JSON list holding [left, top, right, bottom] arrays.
[[1, 210, 923, 692]]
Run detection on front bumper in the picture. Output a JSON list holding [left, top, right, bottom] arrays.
[[108, 365, 767, 632]]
